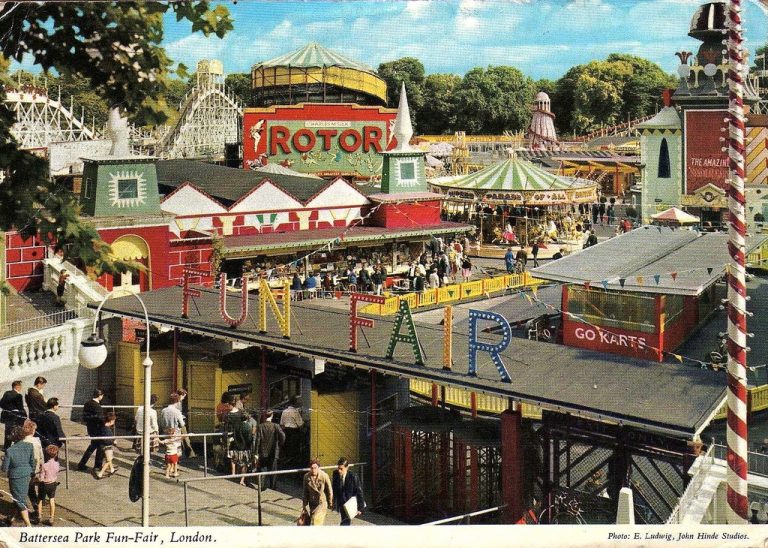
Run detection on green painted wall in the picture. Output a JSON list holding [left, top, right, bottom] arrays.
[[80, 159, 161, 217], [640, 131, 683, 223], [381, 152, 427, 194]]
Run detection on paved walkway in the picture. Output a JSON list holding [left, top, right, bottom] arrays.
[[0, 417, 402, 527]]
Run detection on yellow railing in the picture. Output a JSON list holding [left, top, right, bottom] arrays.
[[410, 379, 542, 419], [713, 384, 768, 420], [359, 272, 537, 317]]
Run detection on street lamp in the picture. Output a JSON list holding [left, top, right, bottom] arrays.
[[78, 290, 153, 527]]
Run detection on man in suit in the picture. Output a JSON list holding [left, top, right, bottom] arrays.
[[255, 410, 285, 490], [77, 389, 104, 472], [25, 376, 47, 423], [1, 381, 27, 450], [331, 457, 365, 525], [37, 397, 66, 448]]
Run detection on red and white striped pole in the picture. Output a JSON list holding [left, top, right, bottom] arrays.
[[725, 0, 749, 523]]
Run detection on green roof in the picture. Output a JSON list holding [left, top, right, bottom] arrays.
[[253, 42, 377, 75], [430, 157, 592, 192]]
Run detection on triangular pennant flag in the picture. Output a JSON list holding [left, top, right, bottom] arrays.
[[653, 274, 661, 285], [673, 354, 683, 363], [671, 272, 678, 281], [601, 280, 609, 290], [531, 286, 538, 298], [636, 276, 644, 286], [524, 293, 532, 304], [707, 267, 713, 275], [619, 278, 626, 288]]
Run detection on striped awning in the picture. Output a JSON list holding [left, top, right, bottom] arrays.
[[253, 43, 377, 75], [429, 157, 598, 205]]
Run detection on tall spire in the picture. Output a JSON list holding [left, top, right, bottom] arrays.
[[392, 82, 414, 152]]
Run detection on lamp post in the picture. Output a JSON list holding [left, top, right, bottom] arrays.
[[78, 291, 153, 527]]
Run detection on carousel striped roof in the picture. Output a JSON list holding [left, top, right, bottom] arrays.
[[253, 43, 377, 75], [430, 156, 593, 192]]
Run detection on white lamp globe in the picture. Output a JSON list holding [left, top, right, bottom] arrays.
[[79, 334, 108, 369]]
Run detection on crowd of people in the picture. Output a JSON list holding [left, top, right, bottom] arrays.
[[0, 377, 64, 526]]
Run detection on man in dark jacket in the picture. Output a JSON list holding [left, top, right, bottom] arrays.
[[25, 376, 47, 422], [37, 398, 66, 448], [332, 457, 365, 525], [1, 381, 27, 450], [255, 410, 285, 490], [77, 389, 104, 472]]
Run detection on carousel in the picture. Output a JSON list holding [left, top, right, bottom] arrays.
[[430, 155, 599, 247]]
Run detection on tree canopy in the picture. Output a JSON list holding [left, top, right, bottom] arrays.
[[0, 2, 233, 287]]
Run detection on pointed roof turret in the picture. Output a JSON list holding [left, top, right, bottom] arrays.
[[392, 82, 414, 152]]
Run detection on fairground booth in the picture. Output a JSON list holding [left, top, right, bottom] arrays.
[[531, 226, 768, 362]]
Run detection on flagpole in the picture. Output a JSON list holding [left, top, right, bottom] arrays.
[[725, 0, 749, 524]]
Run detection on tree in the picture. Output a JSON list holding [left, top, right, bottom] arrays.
[[419, 73, 461, 135], [225, 73, 252, 108], [452, 66, 536, 134], [377, 57, 425, 129], [0, 2, 233, 289]]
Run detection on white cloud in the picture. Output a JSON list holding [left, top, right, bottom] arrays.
[[405, 1, 431, 18]]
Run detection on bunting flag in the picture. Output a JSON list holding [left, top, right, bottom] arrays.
[[619, 278, 626, 288], [601, 280, 609, 290], [707, 267, 713, 275], [531, 286, 538, 298], [636, 276, 644, 286], [671, 272, 678, 281], [673, 354, 683, 363], [653, 274, 661, 285]]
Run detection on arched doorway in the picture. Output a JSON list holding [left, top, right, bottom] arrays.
[[110, 235, 150, 295]]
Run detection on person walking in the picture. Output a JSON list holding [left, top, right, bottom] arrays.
[[176, 389, 196, 458], [229, 413, 253, 486], [35, 444, 60, 526], [332, 457, 365, 526], [37, 398, 66, 448], [78, 389, 105, 472], [25, 377, 47, 423], [95, 413, 118, 479], [134, 394, 159, 453], [159, 427, 181, 479], [280, 397, 304, 468], [461, 256, 472, 282], [303, 459, 333, 526], [515, 247, 528, 272], [584, 230, 598, 249], [1, 381, 27, 450], [20, 419, 43, 523], [504, 247, 515, 274], [531, 241, 540, 268], [255, 410, 285, 490], [2, 427, 36, 526]]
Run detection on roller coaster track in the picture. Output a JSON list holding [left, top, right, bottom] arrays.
[[4, 86, 98, 149], [573, 114, 656, 143], [158, 80, 242, 160]]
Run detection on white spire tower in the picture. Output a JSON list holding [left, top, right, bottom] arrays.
[[392, 82, 414, 152]]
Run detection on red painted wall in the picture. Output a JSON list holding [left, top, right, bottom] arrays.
[[660, 296, 699, 353], [4, 232, 47, 291], [562, 320, 660, 361], [369, 201, 441, 228]]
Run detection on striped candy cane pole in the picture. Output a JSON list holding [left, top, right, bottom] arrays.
[[725, 0, 749, 523]]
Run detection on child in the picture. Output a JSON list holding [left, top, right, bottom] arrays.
[[36, 445, 60, 526], [161, 427, 181, 478], [96, 413, 117, 479]]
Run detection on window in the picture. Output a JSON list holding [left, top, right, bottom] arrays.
[[83, 178, 93, 199], [657, 138, 671, 179], [117, 178, 139, 200], [399, 161, 416, 181]]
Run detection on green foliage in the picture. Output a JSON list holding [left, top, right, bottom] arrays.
[[225, 73, 252, 107], [552, 55, 675, 136], [0, 2, 232, 286], [419, 73, 461, 134], [453, 66, 536, 134], [377, 57, 426, 129]]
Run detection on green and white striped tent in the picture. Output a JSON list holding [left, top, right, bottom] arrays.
[[429, 157, 598, 205], [253, 43, 377, 75]]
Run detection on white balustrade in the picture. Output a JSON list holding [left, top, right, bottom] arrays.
[[43, 258, 108, 310], [0, 317, 89, 384]]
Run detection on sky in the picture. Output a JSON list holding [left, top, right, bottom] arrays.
[[10, 0, 768, 81], [160, 0, 768, 81]]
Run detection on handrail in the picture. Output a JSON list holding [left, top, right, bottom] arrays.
[[421, 504, 507, 525], [178, 462, 366, 527], [666, 442, 715, 524]]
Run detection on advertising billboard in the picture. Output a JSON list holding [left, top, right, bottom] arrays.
[[684, 109, 729, 195], [243, 104, 397, 180]]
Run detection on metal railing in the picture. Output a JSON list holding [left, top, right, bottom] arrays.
[[421, 504, 507, 525], [666, 442, 716, 524], [0, 305, 88, 339], [713, 444, 768, 477], [59, 431, 225, 489], [177, 462, 366, 526]]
